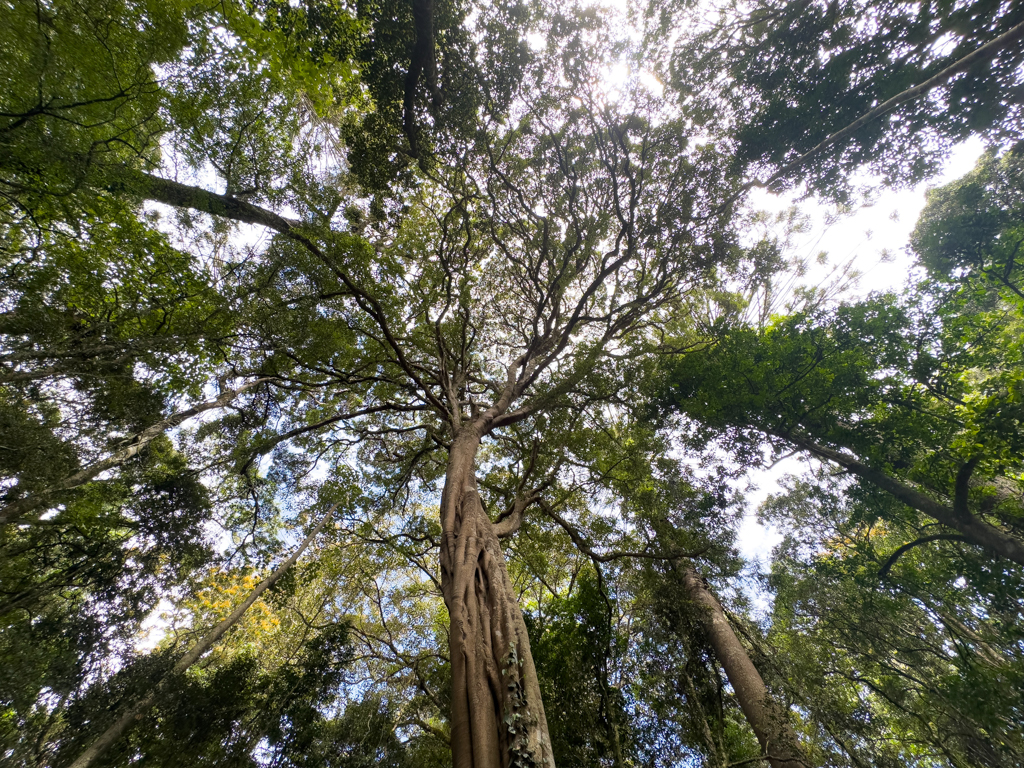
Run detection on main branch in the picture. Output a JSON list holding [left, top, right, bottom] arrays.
[[787, 433, 1024, 566]]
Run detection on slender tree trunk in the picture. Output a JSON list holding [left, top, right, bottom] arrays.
[[1, 380, 268, 524], [758, 18, 1024, 190], [64, 506, 335, 768], [440, 426, 555, 768], [677, 665, 727, 768], [787, 434, 1024, 566], [678, 561, 808, 768]]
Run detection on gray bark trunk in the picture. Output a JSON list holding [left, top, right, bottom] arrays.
[[788, 434, 1024, 566], [679, 561, 808, 768], [64, 507, 335, 768], [1, 381, 267, 524]]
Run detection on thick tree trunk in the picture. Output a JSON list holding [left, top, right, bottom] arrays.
[[678, 562, 808, 768], [787, 434, 1024, 566], [440, 426, 555, 768], [130, 168, 556, 765]]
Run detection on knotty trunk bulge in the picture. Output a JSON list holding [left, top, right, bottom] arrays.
[[440, 425, 555, 768]]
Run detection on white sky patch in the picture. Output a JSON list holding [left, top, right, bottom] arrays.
[[750, 137, 987, 302], [735, 137, 987, 570], [637, 69, 664, 97], [734, 458, 796, 567], [136, 597, 175, 653], [596, 58, 665, 102], [603, 60, 631, 100]]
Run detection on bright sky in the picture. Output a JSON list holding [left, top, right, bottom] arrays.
[[735, 138, 988, 569], [137, 6, 993, 646], [575, 1, 996, 596], [576, 0, 992, 571]]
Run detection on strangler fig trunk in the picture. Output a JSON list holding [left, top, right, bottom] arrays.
[[440, 427, 555, 768]]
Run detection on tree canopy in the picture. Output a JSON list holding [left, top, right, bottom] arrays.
[[2, 1, 1024, 767]]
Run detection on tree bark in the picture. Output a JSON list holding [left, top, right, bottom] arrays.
[[123, 167, 558, 767], [63, 506, 336, 768], [678, 561, 808, 768], [440, 425, 555, 768], [787, 433, 1024, 566], [0, 380, 267, 525]]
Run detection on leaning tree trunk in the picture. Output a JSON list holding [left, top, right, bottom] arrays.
[[65, 506, 336, 768], [679, 561, 808, 768], [1, 379, 268, 524], [440, 426, 555, 768]]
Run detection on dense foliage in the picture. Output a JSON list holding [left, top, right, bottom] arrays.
[[2, 0, 1023, 767]]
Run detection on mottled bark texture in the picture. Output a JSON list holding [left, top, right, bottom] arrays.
[[679, 562, 808, 768], [441, 427, 555, 768], [126, 168, 557, 768]]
